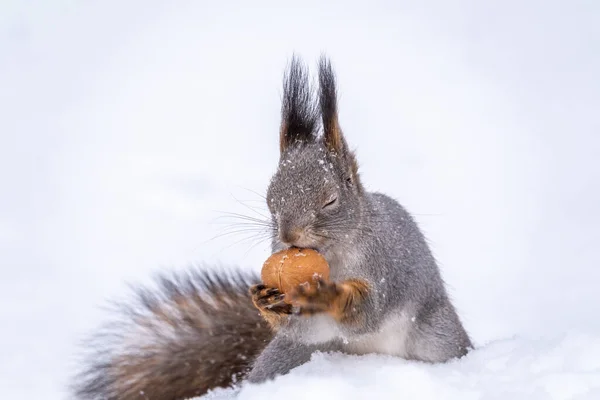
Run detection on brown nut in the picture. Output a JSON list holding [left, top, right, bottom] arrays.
[[261, 248, 330, 303]]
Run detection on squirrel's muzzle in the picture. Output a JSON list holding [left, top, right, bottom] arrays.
[[278, 219, 305, 246], [279, 227, 303, 246]]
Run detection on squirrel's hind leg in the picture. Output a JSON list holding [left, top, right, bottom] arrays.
[[407, 300, 472, 363]]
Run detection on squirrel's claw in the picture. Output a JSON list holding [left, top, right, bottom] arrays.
[[287, 279, 340, 316], [249, 284, 292, 315]]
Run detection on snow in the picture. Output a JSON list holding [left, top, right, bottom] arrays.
[[204, 333, 600, 400], [1, 1, 600, 399]]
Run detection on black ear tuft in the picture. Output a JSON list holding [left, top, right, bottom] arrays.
[[318, 55, 344, 154], [318, 56, 363, 192], [280, 56, 319, 154]]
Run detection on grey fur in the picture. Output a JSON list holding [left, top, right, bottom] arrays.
[[248, 57, 471, 382]]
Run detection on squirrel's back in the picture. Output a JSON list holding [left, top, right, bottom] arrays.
[[72, 269, 272, 400]]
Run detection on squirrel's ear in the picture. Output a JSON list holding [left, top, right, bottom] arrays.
[[279, 56, 319, 154], [319, 56, 362, 190], [318, 56, 345, 154]]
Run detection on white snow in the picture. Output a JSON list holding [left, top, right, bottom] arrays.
[[1, 1, 600, 400], [204, 333, 600, 400]]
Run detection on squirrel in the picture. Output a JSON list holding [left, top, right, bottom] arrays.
[[72, 56, 472, 400]]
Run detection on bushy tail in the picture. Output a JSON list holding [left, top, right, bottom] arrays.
[[72, 268, 273, 400]]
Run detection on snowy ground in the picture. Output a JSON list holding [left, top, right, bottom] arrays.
[[205, 334, 600, 400], [1, 1, 599, 399]]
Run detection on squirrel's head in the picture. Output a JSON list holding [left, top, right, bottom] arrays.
[[267, 56, 364, 253]]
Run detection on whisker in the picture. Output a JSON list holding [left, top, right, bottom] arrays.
[[242, 235, 275, 259], [213, 211, 273, 225], [211, 222, 274, 232], [229, 193, 270, 220], [234, 185, 267, 201], [200, 226, 273, 245]]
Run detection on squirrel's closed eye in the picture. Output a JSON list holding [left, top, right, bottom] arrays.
[[323, 196, 338, 209]]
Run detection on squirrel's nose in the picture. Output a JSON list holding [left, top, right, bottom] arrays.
[[279, 226, 303, 246]]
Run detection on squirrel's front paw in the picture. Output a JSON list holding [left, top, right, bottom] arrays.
[[249, 284, 292, 315], [287, 278, 340, 316]]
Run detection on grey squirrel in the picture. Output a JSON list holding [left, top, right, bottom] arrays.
[[72, 56, 472, 400]]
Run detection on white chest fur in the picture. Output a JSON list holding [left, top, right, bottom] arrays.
[[344, 308, 413, 357], [290, 306, 415, 358], [293, 314, 342, 345]]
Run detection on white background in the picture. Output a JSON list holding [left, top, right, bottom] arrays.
[[1, 1, 599, 398]]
